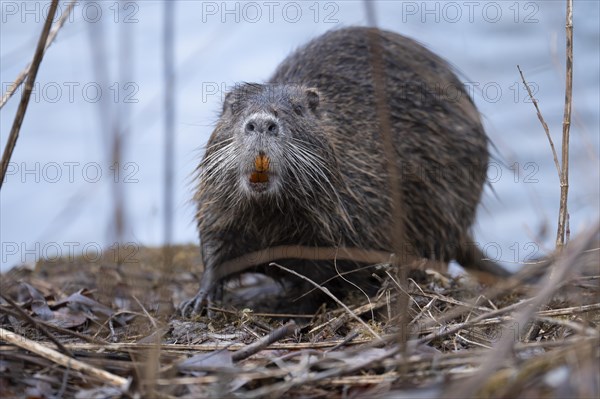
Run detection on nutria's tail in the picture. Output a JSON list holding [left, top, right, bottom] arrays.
[[456, 238, 512, 278]]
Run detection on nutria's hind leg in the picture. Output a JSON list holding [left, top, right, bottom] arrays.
[[455, 236, 512, 278]]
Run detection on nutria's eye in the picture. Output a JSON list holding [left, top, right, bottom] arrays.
[[293, 105, 304, 116]]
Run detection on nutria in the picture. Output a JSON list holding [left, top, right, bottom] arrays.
[[180, 27, 510, 316]]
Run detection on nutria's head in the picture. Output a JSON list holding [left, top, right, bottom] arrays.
[[199, 83, 340, 207]]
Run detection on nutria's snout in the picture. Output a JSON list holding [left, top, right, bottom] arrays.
[[243, 111, 280, 136], [244, 118, 279, 136], [239, 111, 283, 196]]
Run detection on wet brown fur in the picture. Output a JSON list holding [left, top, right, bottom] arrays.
[[185, 27, 509, 314]]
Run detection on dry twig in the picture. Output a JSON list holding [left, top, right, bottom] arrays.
[[517, 65, 561, 178], [0, 327, 129, 389], [232, 321, 298, 362], [0, 0, 59, 187], [0, 1, 76, 109], [363, 0, 409, 355], [517, 0, 574, 251], [557, 0, 574, 250]]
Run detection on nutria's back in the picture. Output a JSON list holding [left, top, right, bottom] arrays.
[[270, 27, 488, 258], [182, 27, 503, 316]]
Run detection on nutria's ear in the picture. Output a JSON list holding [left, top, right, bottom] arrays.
[[305, 88, 320, 112], [222, 91, 236, 115]]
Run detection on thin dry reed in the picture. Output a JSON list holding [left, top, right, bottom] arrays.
[[0, 0, 59, 187]]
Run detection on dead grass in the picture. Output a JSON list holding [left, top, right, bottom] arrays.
[[1, 229, 598, 398]]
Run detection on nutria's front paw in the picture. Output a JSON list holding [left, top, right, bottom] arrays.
[[178, 289, 209, 317]]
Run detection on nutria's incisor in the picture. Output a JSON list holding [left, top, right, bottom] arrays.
[[180, 27, 510, 316]]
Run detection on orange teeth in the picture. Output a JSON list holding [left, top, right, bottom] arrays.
[[254, 154, 270, 172], [250, 171, 269, 183], [250, 154, 270, 183]]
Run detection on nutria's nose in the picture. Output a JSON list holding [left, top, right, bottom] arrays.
[[244, 115, 279, 136]]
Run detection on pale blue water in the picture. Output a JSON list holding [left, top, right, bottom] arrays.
[[1, 1, 599, 271]]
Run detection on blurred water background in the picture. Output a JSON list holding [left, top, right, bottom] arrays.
[[1, 0, 598, 271]]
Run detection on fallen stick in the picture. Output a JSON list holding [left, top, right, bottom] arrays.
[[0, 327, 129, 389]]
